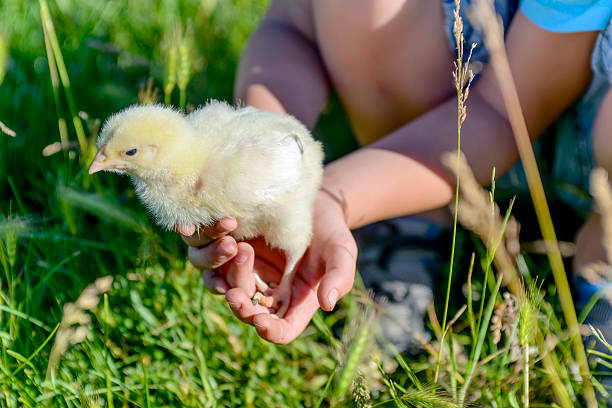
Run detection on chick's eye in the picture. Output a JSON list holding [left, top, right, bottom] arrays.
[[125, 148, 138, 156]]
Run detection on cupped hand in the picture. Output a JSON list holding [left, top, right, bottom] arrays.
[[184, 190, 358, 344], [180, 217, 240, 294]]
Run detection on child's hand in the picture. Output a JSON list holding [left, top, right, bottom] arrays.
[[186, 191, 357, 344], [181, 218, 240, 294]]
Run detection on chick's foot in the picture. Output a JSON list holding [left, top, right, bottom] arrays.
[[252, 272, 274, 308], [252, 292, 274, 308]]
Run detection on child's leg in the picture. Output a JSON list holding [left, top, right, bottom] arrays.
[[355, 0, 519, 354], [573, 89, 612, 359], [558, 18, 612, 300], [574, 89, 612, 278]]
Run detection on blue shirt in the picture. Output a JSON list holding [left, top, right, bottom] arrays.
[[521, 0, 612, 32]]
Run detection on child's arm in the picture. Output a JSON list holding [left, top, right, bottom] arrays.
[[214, 11, 602, 344], [234, 0, 329, 128], [190, 10, 601, 345], [324, 11, 599, 229]]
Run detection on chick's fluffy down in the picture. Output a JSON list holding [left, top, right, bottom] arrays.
[[98, 101, 324, 259], [187, 103, 324, 256]]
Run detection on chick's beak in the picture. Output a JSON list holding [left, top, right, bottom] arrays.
[[88, 149, 117, 174]]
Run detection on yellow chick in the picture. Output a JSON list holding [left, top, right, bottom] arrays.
[[89, 101, 324, 316]]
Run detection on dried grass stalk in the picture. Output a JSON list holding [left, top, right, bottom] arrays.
[[138, 77, 159, 105], [442, 150, 521, 291], [46, 276, 113, 382], [0, 120, 16, 137], [491, 293, 519, 357]]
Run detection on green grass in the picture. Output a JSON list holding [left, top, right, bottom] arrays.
[[2, 0, 612, 406], [0, 1, 370, 406]]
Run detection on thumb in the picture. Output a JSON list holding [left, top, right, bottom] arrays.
[[317, 244, 357, 311]]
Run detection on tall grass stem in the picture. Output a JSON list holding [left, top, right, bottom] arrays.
[[39, 0, 87, 154], [435, 0, 475, 383], [40, 12, 69, 150]]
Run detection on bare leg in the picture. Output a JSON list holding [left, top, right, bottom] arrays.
[[577, 89, 612, 272]]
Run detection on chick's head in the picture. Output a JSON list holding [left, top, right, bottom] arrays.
[[89, 105, 195, 177]]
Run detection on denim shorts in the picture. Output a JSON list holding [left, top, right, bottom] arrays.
[[443, 0, 612, 215]]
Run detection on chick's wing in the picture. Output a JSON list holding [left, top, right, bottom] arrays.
[[230, 132, 303, 204], [204, 110, 307, 207], [252, 133, 304, 201]]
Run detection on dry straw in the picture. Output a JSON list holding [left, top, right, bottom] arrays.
[[441, 151, 521, 292], [491, 292, 519, 359], [0, 121, 16, 138], [46, 276, 113, 383], [138, 78, 159, 105]]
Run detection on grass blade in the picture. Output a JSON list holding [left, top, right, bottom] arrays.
[[459, 274, 502, 404], [57, 185, 146, 233], [40, 5, 69, 150], [39, 0, 87, 153]]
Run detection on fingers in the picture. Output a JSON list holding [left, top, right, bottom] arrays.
[[188, 235, 238, 269], [225, 288, 272, 323], [252, 314, 295, 344], [317, 243, 357, 312], [181, 217, 237, 247], [177, 224, 196, 236], [251, 311, 312, 345], [202, 269, 229, 294], [251, 276, 320, 344], [225, 294, 313, 345], [226, 274, 320, 345], [226, 243, 256, 298]]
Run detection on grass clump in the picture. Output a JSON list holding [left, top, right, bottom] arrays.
[[2, 0, 612, 406]]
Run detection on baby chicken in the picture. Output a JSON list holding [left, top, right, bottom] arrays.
[[89, 101, 324, 316]]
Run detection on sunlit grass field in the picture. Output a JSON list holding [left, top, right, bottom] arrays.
[[2, 0, 612, 406]]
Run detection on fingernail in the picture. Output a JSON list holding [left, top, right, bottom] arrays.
[[328, 289, 339, 309], [228, 302, 241, 310], [235, 251, 248, 264], [219, 240, 235, 255], [214, 284, 227, 294]]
